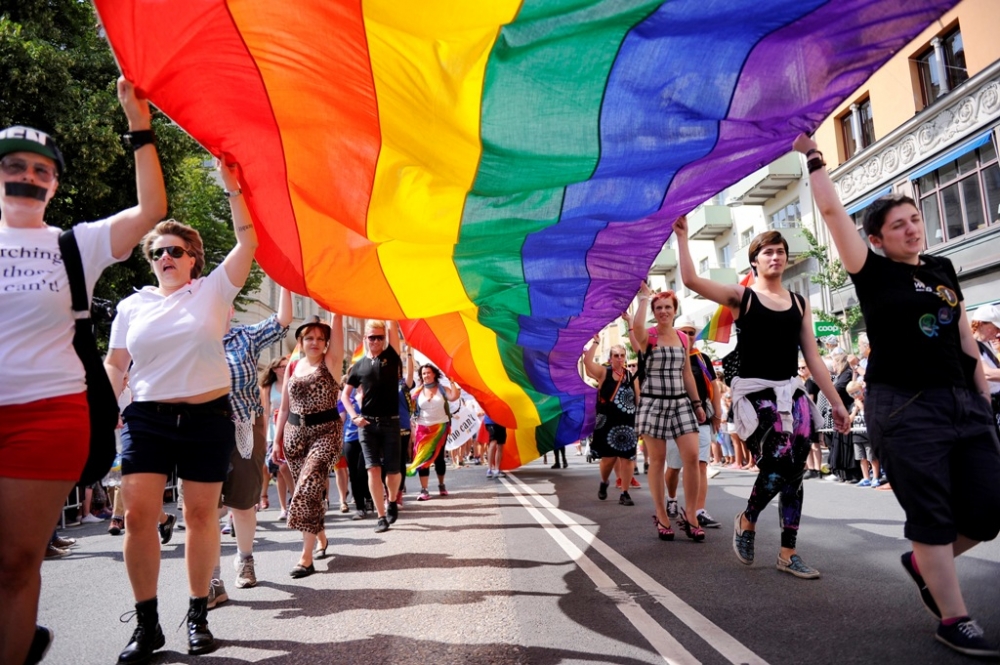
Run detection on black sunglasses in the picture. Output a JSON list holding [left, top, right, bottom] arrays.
[[367, 335, 385, 342], [151, 246, 194, 260]]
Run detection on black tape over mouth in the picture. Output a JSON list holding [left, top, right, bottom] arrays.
[[4, 182, 47, 201]]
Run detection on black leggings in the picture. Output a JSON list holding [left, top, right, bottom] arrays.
[[343, 437, 370, 510], [418, 442, 446, 478]]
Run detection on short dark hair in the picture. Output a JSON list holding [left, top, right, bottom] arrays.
[[862, 194, 917, 238], [747, 231, 788, 269]]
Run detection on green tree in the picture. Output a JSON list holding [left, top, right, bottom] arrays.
[[801, 227, 863, 335], [1, 1, 263, 345]]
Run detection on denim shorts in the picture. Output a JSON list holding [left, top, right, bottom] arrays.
[[666, 423, 711, 469], [866, 384, 1000, 545], [121, 396, 236, 483], [359, 417, 402, 471]]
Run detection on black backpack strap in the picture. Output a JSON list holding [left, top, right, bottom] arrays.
[[739, 285, 753, 317], [58, 229, 91, 317], [791, 292, 806, 318]]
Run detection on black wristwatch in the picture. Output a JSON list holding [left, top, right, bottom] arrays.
[[122, 129, 156, 151]]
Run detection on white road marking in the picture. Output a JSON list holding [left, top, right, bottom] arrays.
[[503, 473, 771, 665], [500, 478, 701, 665]]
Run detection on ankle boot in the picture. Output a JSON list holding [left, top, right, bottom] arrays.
[[186, 596, 215, 655], [117, 598, 165, 664]]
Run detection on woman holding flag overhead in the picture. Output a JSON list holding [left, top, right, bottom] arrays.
[[674, 214, 848, 579], [408, 364, 462, 500]]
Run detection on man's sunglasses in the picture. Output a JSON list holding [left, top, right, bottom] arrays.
[[0, 156, 57, 183], [367, 335, 385, 342], [151, 246, 194, 261]]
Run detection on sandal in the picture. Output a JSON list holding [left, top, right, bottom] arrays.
[[652, 515, 674, 541], [677, 508, 706, 542]]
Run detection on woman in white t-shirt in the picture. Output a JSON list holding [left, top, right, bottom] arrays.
[[408, 365, 462, 500], [103, 162, 256, 662], [0, 79, 166, 665]]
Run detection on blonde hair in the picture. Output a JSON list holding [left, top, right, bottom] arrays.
[[364, 320, 387, 334], [141, 219, 206, 279]]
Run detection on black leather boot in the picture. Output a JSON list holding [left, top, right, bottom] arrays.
[[117, 598, 165, 664], [186, 596, 215, 655]]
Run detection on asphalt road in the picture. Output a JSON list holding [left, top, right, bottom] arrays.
[[38, 455, 1000, 664]]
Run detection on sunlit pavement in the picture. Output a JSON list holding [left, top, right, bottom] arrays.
[[40, 455, 1000, 664]]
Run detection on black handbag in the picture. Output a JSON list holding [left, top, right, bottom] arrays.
[[58, 229, 119, 485]]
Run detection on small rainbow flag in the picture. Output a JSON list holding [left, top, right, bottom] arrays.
[[350, 342, 365, 365], [696, 270, 755, 344]]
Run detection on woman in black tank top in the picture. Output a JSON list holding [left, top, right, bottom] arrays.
[[674, 215, 849, 581]]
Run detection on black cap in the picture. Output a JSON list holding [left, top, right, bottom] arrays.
[[0, 126, 65, 175]]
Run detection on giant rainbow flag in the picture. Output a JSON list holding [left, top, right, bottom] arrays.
[[95, 0, 957, 469]]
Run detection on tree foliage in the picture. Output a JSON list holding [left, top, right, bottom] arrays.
[[801, 227, 864, 335], [1, 1, 262, 344]]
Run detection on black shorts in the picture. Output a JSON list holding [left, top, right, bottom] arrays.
[[121, 397, 236, 483], [485, 423, 507, 445], [359, 417, 402, 471], [866, 384, 1000, 545]]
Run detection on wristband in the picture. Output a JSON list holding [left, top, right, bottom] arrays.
[[805, 148, 822, 158], [122, 129, 156, 151], [225, 189, 242, 198], [807, 157, 826, 173]]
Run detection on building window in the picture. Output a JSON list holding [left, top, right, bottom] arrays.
[[268, 280, 278, 308], [917, 29, 968, 107], [841, 100, 875, 160], [294, 295, 304, 318], [718, 244, 731, 268], [769, 199, 801, 228], [698, 258, 710, 274], [739, 228, 754, 248], [915, 139, 1000, 247], [669, 280, 677, 293]]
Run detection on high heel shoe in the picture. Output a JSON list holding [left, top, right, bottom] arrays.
[[677, 508, 705, 542], [652, 515, 674, 541]]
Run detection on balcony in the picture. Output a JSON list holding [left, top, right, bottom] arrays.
[[649, 246, 676, 274], [687, 205, 733, 240], [726, 153, 802, 206], [692, 267, 737, 298]]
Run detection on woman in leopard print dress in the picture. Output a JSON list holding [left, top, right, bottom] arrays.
[[275, 315, 344, 578]]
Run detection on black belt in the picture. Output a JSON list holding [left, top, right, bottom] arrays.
[[361, 414, 399, 424], [287, 408, 340, 427], [642, 393, 687, 400], [146, 397, 231, 418]]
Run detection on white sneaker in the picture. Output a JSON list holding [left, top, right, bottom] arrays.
[[486, 469, 494, 478], [80, 514, 102, 524], [706, 465, 722, 479]]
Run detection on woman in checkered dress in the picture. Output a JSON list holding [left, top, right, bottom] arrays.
[[632, 284, 706, 542]]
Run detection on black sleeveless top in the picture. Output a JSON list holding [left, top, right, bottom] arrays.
[[735, 289, 804, 381]]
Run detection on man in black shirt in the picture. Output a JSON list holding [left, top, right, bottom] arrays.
[[341, 321, 403, 534]]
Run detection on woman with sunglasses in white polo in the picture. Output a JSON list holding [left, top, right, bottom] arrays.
[[104, 160, 257, 663], [0, 78, 165, 665]]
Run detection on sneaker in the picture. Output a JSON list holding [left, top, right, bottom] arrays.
[[221, 522, 232, 535], [52, 535, 77, 548], [871, 477, 881, 488], [901, 551, 941, 618], [234, 554, 257, 589], [935, 618, 1000, 658], [776, 554, 821, 579], [486, 469, 494, 479], [278, 510, 288, 521], [351, 508, 367, 520], [438, 484, 449, 497], [24, 625, 53, 665], [598, 481, 609, 501], [706, 465, 722, 479], [733, 513, 755, 565], [417, 489, 431, 501], [619, 492, 634, 506], [615, 477, 622, 489], [666, 499, 679, 519], [108, 517, 125, 536], [158, 514, 177, 545], [496, 470, 507, 479], [206, 579, 228, 609], [857, 478, 872, 487], [81, 513, 102, 524], [697, 512, 721, 529], [374, 516, 390, 533], [386, 501, 399, 524], [629, 477, 641, 488], [44, 544, 70, 559]]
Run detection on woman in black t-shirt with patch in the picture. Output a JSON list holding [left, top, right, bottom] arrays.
[[795, 133, 1000, 659]]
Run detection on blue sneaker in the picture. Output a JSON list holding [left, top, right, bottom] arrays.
[[776, 554, 821, 579], [871, 477, 881, 488], [936, 618, 1000, 658], [857, 478, 872, 487], [733, 513, 755, 565]]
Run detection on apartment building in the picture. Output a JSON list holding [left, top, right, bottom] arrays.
[[643, 0, 1000, 358]]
